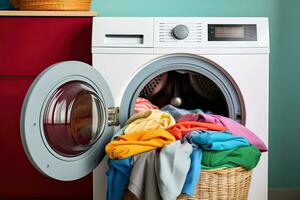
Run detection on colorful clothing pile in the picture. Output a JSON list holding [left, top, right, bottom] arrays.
[[105, 98, 267, 200]]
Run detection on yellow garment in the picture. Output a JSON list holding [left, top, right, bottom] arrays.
[[124, 110, 176, 134], [105, 129, 176, 159]]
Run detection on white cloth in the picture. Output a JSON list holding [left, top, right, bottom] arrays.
[[155, 141, 193, 200]]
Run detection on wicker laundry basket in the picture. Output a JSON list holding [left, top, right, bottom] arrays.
[[10, 0, 91, 11], [124, 167, 252, 200]]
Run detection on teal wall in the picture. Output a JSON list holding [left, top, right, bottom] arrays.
[[91, 0, 300, 188], [269, 0, 300, 188]]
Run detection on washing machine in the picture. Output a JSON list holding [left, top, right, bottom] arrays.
[[20, 17, 269, 200]]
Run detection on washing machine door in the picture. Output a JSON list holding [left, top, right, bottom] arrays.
[[20, 61, 118, 181]]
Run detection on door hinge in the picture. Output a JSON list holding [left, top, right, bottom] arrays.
[[108, 107, 119, 126]]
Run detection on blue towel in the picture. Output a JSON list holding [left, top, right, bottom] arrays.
[[181, 147, 202, 196], [189, 131, 250, 150], [182, 131, 250, 196], [106, 158, 133, 200]]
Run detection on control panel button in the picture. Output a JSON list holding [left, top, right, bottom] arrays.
[[172, 25, 189, 40]]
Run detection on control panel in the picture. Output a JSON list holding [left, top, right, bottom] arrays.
[[92, 17, 269, 49], [153, 17, 269, 48]]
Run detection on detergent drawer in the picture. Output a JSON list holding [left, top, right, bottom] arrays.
[[92, 17, 154, 48]]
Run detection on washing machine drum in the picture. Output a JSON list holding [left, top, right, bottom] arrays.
[[141, 72, 221, 101], [140, 71, 225, 107], [120, 55, 245, 125]]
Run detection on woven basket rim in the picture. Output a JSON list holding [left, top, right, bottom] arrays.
[[10, 0, 91, 10], [10, 0, 91, 5], [14, 0, 90, 2], [202, 166, 251, 174]]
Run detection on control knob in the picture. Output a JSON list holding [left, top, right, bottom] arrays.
[[172, 25, 189, 40]]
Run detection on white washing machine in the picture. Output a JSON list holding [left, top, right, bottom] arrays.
[[20, 17, 269, 200]]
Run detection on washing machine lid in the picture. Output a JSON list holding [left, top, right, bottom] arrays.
[[20, 61, 118, 181]]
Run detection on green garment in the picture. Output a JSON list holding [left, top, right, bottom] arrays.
[[201, 145, 261, 170]]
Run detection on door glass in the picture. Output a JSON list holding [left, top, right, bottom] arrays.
[[43, 81, 105, 157]]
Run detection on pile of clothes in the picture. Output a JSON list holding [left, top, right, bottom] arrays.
[[105, 98, 267, 200]]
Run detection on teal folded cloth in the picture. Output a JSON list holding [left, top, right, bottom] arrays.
[[202, 145, 261, 170], [189, 131, 250, 150]]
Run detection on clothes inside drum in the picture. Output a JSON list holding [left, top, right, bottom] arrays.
[[104, 70, 268, 200]]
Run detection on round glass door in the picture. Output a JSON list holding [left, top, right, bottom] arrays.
[[43, 81, 105, 157], [20, 61, 115, 181]]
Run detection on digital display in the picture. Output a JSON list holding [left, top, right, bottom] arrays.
[[215, 26, 245, 38], [208, 24, 257, 41]]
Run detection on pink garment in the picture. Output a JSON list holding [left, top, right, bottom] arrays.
[[178, 114, 267, 152], [134, 97, 159, 113]]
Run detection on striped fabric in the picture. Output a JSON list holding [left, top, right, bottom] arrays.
[[134, 97, 158, 113]]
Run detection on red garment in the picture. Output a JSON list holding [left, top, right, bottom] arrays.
[[134, 97, 159, 113], [166, 121, 228, 139]]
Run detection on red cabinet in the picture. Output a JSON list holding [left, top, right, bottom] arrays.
[[0, 16, 93, 199]]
